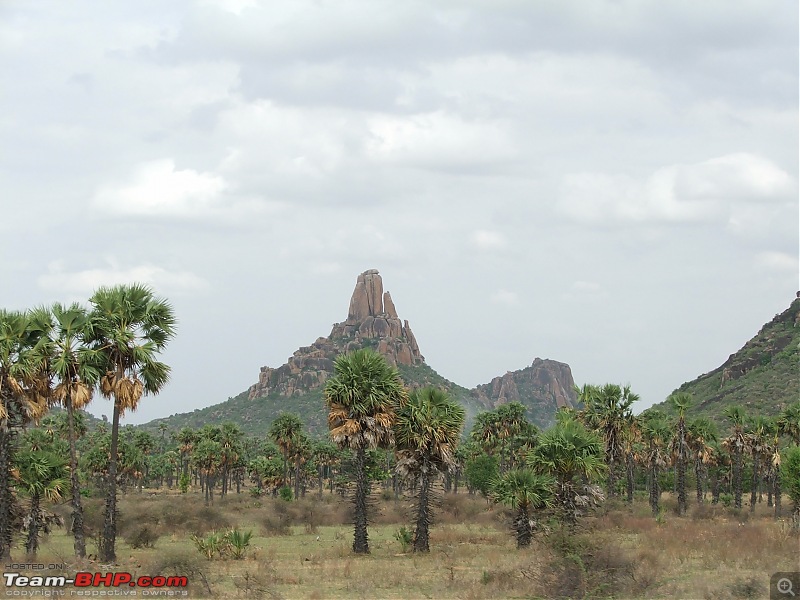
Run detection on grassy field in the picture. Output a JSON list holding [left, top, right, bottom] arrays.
[[7, 490, 799, 599]]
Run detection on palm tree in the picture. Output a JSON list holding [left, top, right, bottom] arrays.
[[44, 302, 100, 556], [687, 416, 717, 505], [192, 438, 222, 505], [777, 402, 800, 445], [88, 284, 176, 563], [640, 410, 670, 516], [668, 393, 692, 515], [175, 427, 197, 478], [723, 406, 747, 510], [746, 416, 773, 512], [324, 348, 408, 554], [580, 384, 636, 498], [0, 309, 49, 560], [490, 469, 553, 548], [13, 449, 68, 558], [528, 416, 605, 526], [394, 387, 465, 552], [269, 413, 304, 494]]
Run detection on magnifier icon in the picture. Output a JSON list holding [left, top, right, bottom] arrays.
[[778, 578, 796, 597]]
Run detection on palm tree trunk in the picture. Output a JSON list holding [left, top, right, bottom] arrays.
[[99, 399, 121, 563], [0, 425, 14, 561], [516, 503, 532, 548], [353, 446, 370, 554], [413, 458, 431, 553], [66, 396, 86, 558], [711, 469, 720, 504], [649, 463, 660, 517], [774, 468, 782, 518], [625, 451, 634, 504], [676, 421, 687, 516], [294, 457, 301, 501], [733, 447, 743, 509], [25, 492, 41, 558], [318, 464, 324, 499], [749, 453, 759, 513], [607, 455, 617, 498], [695, 455, 704, 505]]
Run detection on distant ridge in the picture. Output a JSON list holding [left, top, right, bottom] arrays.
[[142, 270, 578, 434]]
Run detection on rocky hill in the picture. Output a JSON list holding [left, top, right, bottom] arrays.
[[143, 269, 577, 435], [656, 296, 799, 426]]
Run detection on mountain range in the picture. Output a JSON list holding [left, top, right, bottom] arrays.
[[141, 269, 578, 435]]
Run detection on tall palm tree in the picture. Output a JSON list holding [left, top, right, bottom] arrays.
[[641, 410, 670, 516], [490, 469, 553, 548], [88, 284, 176, 563], [528, 416, 605, 526], [324, 348, 408, 554], [687, 416, 717, 505], [723, 405, 748, 510], [746, 416, 772, 513], [13, 449, 68, 558], [41, 303, 101, 558], [394, 387, 465, 552], [580, 384, 636, 498], [668, 393, 692, 515], [0, 309, 49, 560], [269, 414, 304, 494], [175, 427, 197, 478]]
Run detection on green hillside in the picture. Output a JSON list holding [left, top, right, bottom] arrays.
[[656, 298, 799, 427], [141, 362, 484, 437]]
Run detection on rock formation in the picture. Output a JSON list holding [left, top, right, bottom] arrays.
[[248, 269, 424, 400], [470, 358, 578, 427]]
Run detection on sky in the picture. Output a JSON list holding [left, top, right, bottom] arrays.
[[2, 0, 797, 425]]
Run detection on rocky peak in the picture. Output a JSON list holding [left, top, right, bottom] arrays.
[[470, 358, 578, 428], [248, 270, 424, 400]]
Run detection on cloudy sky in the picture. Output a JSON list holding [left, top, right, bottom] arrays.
[[2, 0, 797, 425]]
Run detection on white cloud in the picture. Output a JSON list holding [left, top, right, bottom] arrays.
[[38, 260, 209, 296], [490, 289, 519, 306], [471, 230, 507, 250], [94, 159, 226, 217], [366, 112, 517, 171], [92, 159, 270, 222], [557, 153, 795, 226]]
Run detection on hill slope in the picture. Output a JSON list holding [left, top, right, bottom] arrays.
[[656, 297, 799, 426], [141, 269, 577, 436]]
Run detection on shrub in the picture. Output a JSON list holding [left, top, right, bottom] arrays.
[[124, 525, 160, 549], [394, 526, 413, 553], [148, 548, 212, 596], [225, 528, 253, 560], [191, 531, 226, 560], [278, 486, 293, 502], [720, 493, 733, 507]]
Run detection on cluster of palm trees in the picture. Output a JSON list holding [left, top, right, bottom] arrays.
[[6, 295, 799, 561], [0, 284, 175, 562], [574, 384, 800, 522]]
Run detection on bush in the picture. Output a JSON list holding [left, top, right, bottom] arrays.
[[278, 486, 293, 502], [124, 525, 160, 549], [148, 548, 212, 596], [226, 528, 253, 560], [720, 493, 733, 507], [394, 526, 413, 552]]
